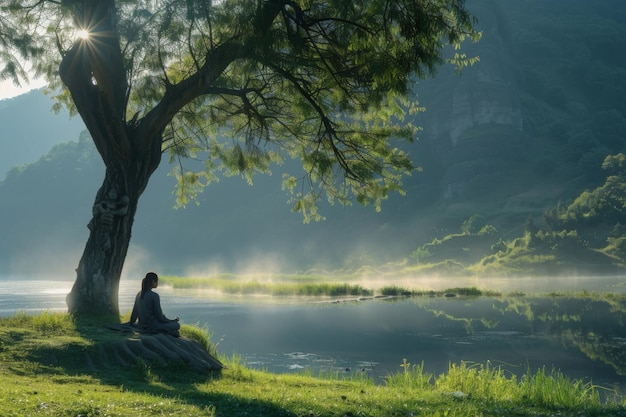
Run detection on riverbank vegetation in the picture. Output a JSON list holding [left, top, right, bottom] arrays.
[[161, 274, 374, 297], [1, 312, 624, 416], [157, 152, 626, 293], [159, 274, 503, 299], [408, 154, 626, 277]]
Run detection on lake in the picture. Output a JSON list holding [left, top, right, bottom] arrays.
[[2, 276, 626, 398]]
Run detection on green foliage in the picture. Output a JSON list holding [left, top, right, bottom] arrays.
[[541, 153, 626, 251], [436, 361, 519, 402], [411, 153, 626, 276], [443, 287, 483, 296], [180, 324, 217, 358], [4, 311, 76, 337], [469, 228, 619, 276], [603, 153, 626, 175], [435, 361, 605, 409], [5, 0, 480, 223], [411, 219, 500, 267], [162, 275, 502, 298], [385, 359, 433, 389], [518, 366, 602, 409], [1, 312, 624, 417], [31, 311, 75, 334], [380, 285, 412, 296], [6, 0, 626, 284], [461, 214, 487, 234], [161, 275, 372, 297], [0, 3, 43, 85], [603, 236, 626, 260]]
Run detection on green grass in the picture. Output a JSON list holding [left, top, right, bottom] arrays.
[[0, 312, 624, 416], [161, 274, 373, 297], [161, 274, 506, 299], [379, 285, 412, 296]]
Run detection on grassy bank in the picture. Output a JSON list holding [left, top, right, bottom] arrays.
[[159, 274, 503, 298], [0, 312, 624, 416], [161, 274, 374, 297]]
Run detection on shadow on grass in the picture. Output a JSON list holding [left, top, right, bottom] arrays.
[[22, 338, 626, 417], [25, 318, 298, 417], [107, 366, 296, 417]]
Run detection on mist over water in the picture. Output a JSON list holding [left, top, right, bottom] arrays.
[[2, 274, 626, 397]]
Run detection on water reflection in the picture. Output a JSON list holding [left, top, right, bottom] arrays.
[[1, 279, 626, 394], [191, 293, 626, 394]]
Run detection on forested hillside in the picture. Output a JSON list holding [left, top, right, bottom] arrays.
[[0, 91, 83, 179], [412, 0, 626, 231], [1, 0, 625, 277]]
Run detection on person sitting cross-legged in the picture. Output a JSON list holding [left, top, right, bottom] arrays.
[[129, 272, 180, 337]]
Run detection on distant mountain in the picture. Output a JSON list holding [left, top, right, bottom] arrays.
[[1, 0, 625, 277], [0, 90, 85, 180], [0, 135, 416, 276]]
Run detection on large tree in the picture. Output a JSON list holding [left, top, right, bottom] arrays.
[[0, 4, 41, 85], [3, 0, 478, 316]]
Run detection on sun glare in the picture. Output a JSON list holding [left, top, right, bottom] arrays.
[[76, 29, 90, 40]]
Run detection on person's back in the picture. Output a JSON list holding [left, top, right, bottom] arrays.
[[129, 272, 180, 337], [134, 290, 164, 328]]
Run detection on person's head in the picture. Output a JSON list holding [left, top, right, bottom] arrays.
[[140, 272, 159, 298]]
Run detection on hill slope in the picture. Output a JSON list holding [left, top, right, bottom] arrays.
[[0, 90, 84, 180]]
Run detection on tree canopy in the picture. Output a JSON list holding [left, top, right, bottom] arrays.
[[9, 0, 478, 214], [0, 3, 41, 85], [2, 0, 479, 315]]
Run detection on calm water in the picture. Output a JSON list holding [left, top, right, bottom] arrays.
[[2, 277, 626, 397]]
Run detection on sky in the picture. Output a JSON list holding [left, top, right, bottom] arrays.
[[0, 78, 45, 100]]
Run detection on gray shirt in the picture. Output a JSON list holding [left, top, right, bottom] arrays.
[[130, 290, 176, 329]]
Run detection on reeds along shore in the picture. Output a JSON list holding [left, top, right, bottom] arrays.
[[0, 311, 624, 417]]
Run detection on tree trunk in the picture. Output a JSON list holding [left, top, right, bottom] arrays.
[[59, 0, 163, 316], [59, 0, 223, 316], [66, 170, 135, 316], [66, 149, 160, 316]]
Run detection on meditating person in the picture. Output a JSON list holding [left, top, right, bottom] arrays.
[[129, 272, 180, 337]]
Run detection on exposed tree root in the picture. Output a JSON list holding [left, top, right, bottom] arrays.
[[89, 329, 223, 373]]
